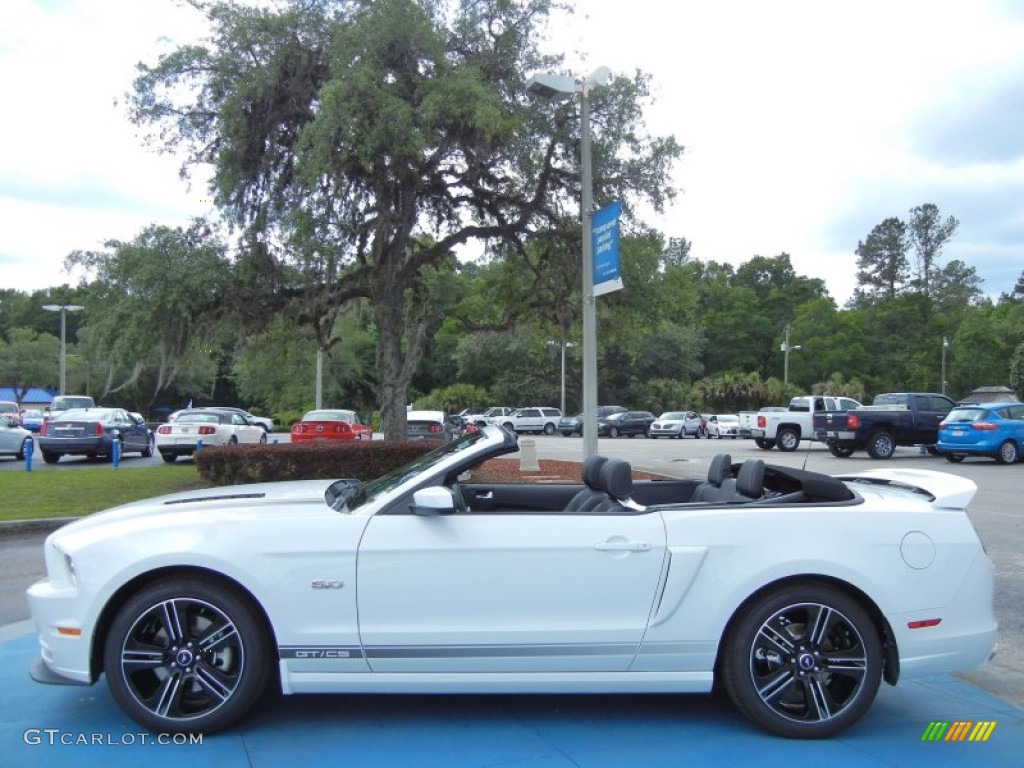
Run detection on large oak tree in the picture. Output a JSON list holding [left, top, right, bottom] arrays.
[[129, 0, 681, 437]]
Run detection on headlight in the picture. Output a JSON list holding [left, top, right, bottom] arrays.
[[50, 540, 77, 586]]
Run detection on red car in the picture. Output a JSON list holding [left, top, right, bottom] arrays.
[[291, 409, 372, 442]]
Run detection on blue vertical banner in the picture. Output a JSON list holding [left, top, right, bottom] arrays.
[[591, 201, 623, 296]]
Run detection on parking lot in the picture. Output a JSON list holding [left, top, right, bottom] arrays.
[[1, 433, 1020, 765]]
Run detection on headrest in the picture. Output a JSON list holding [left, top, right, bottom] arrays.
[[707, 454, 732, 487], [600, 459, 633, 500], [736, 459, 765, 498], [581, 455, 609, 490]]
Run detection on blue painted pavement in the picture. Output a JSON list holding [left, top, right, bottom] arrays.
[[1, 630, 1020, 768]]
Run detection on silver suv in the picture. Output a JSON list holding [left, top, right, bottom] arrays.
[[505, 407, 562, 435]]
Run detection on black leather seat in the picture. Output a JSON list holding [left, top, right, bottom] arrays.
[[564, 455, 609, 512], [733, 459, 765, 501], [591, 459, 636, 513], [691, 454, 734, 502]]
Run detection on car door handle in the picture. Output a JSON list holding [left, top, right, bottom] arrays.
[[595, 541, 651, 552], [471, 491, 493, 500]]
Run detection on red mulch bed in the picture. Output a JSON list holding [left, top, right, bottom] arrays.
[[468, 458, 665, 484]]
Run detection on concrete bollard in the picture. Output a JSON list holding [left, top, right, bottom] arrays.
[[519, 438, 540, 472]]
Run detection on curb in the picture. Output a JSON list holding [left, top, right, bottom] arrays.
[[0, 517, 76, 535]]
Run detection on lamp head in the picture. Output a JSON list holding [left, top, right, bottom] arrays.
[[525, 73, 578, 101]]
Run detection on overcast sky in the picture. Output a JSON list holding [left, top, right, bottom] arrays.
[[2, 0, 1022, 305]]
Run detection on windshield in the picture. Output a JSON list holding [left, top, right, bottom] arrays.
[[327, 429, 494, 512], [660, 412, 689, 420], [52, 396, 94, 411]]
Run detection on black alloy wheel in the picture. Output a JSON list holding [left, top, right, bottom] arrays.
[[721, 582, 882, 739], [103, 578, 271, 734]]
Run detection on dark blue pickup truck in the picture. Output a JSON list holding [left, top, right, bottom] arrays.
[[813, 392, 958, 459]]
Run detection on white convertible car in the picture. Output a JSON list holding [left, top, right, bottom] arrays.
[[27, 427, 996, 739]]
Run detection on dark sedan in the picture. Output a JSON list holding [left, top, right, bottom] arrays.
[[596, 410, 656, 438], [38, 408, 154, 463]]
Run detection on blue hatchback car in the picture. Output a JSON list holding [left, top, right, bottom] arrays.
[[937, 401, 1024, 464]]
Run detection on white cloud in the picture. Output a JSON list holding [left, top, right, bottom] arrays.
[[2, 0, 1022, 304]]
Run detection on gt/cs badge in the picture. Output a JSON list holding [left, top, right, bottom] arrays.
[[310, 579, 344, 590]]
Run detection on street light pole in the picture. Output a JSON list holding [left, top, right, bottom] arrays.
[[941, 337, 949, 395], [780, 325, 802, 386], [526, 66, 611, 459], [41, 304, 84, 396]]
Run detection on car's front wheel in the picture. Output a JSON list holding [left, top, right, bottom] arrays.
[[828, 442, 856, 458], [103, 577, 271, 734], [776, 428, 800, 452], [944, 452, 964, 463], [608, 426, 619, 438], [720, 582, 883, 739]]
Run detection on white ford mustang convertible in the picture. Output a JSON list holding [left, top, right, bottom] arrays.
[[27, 426, 996, 739]]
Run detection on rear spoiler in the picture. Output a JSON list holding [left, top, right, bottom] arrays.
[[836, 468, 977, 509]]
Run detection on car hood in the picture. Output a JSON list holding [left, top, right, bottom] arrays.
[[51, 479, 341, 544]]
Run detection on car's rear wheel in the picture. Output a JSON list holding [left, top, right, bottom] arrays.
[[608, 426, 619, 438], [720, 582, 882, 739], [943, 452, 964, 463], [41, 450, 60, 464], [160, 452, 177, 464], [103, 578, 271, 735], [865, 431, 896, 460], [996, 440, 1019, 465], [543, 423, 555, 435], [754, 438, 776, 450]]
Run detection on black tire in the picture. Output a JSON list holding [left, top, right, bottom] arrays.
[[259, 432, 268, 444], [228, 435, 239, 445], [42, 450, 60, 464], [502, 421, 514, 431], [141, 435, 154, 458], [103, 577, 271, 734], [943, 453, 964, 463], [754, 438, 776, 450], [828, 442, 855, 458], [17, 438, 31, 460], [720, 582, 883, 739], [543, 423, 555, 435], [608, 426, 619, 438], [161, 452, 177, 464], [777, 428, 800, 452], [865, 430, 895, 460], [996, 440, 1019, 465], [561, 432, 572, 437]]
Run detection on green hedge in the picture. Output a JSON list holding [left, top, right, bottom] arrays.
[[194, 440, 436, 486]]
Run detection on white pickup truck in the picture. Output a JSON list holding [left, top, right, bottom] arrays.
[[738, 395, 863, 452]]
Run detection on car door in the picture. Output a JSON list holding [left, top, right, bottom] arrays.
[[356, 505, 667, 673]]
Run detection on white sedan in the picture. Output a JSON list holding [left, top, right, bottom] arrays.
[[154, 408, 266, 462], [709, 413, 741, 438], [27, 427, 995, 739]]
